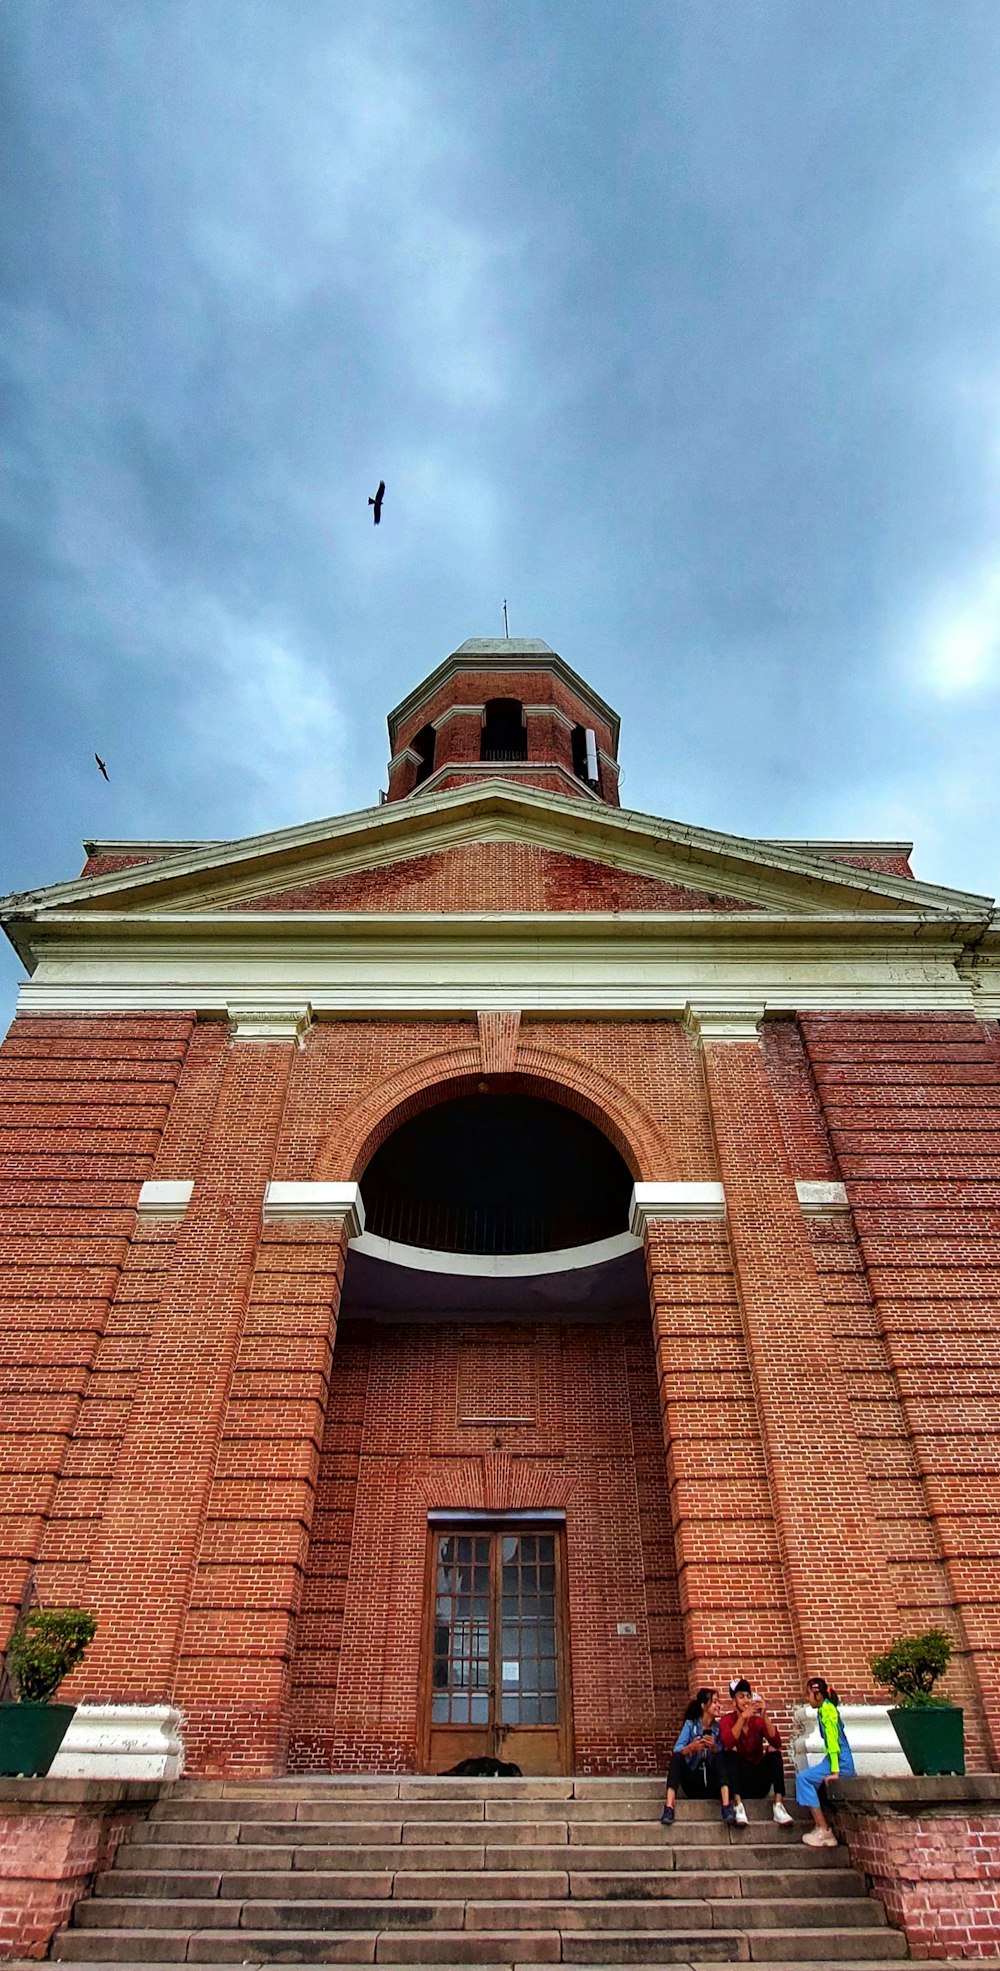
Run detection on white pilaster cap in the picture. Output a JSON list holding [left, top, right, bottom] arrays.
[[630, 1182, 726, 1234]]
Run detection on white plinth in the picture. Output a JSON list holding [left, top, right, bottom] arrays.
[[48, 1703, 185, 1780], [791, 1702, 909, 1778]]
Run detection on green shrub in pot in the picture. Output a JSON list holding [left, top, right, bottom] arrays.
[[870, 1628, 965, 1776], [0, 1608, 97, 1777]]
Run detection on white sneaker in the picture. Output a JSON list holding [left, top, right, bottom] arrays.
[[802, 1827, 838, 1847], [732, 1800, 749, 1827], [772, 1800, 793, 1825]]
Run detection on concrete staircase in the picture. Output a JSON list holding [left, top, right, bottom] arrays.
[[51, 1775, 908, 1967]]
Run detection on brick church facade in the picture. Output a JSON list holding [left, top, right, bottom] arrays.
[[2, 637, 999, 1781]]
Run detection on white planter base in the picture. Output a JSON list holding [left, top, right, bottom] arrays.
[[48, 1703, 185, 1780], [791, 1702, 909, 1778]]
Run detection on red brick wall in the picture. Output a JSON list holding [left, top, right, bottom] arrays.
[[800, 1013, 1000, 1763], [2, 1006, 998, 1778], [232, 843, 760, 915], [286, 1316, 672, 1774], [835, 1803, 1000, 1958], [0, 1798, 138, 1960], [387, 666, 619, 804], [0, 1015, 195, 1648]]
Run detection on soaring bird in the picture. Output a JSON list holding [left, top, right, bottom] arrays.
[[369, 480, 385, 525], [94, 754, 110, 782]]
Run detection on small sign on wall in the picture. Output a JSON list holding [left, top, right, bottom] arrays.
[[616, 1622, 637, 1637]]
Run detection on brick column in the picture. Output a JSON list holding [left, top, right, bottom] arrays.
[[81, 1013, 307, 1699], [635, 1184, 802, 1703], [174, 1184, 359, 1774], [687, 1003, 898, 1692]]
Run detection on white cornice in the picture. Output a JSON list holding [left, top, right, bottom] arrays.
[[11, 913, 991, 1017], [796, 1181, 851, 1215], [264, 1180, 364, 1235], [3, 781, 992, 924], [630, 1183, 726, 1231], [136, 1180, 193, 1220], [683, 1002, 765, 1044]]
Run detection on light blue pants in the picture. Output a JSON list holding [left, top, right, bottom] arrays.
[[796, 1747, 855, 1809]]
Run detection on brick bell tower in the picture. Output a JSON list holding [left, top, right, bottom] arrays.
[[385, 637, 621, 805]]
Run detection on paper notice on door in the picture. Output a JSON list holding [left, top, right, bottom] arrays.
[[502, 1661, 520, 1682]]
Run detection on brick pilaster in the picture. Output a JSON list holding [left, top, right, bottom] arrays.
[[690, 1009, 898, 1691], [81, 1035, 297, 1698]]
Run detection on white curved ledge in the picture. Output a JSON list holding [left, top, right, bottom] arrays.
[[348, 1228, 640, 1277]]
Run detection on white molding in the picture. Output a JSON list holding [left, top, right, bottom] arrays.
[[11, 778, 988, 921], [14, 930, 988, 1020], [263, 1180, 365, 1236], [136, 1179, 193, 1221], [430, 704, 485, 730], [630, 1182, 726, 1232], [796, 1180, 851, 1215], [791, 1703, 908, 1779], [48, 1703, 185, 1780], [401, 762, 604, 805], [387, 641, 620, 748], [227, 1001, 313, 1044], [684, 1001, 765, 1044], [349, 1227, 639, 1275]]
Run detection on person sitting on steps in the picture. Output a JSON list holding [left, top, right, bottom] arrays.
[[660, 1687, 736, 1826], [719, 1676, 793, 1826], [796, 1675, 856, 1847]]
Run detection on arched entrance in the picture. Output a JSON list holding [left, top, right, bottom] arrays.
[[287, 1084, 683, 1777]]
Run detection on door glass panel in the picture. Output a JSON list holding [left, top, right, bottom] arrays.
[[429, 1527, 563, 1745], [498, 1532, 559, 1726], [431, 1533, 492, 1723]]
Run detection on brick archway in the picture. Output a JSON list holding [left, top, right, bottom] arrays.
[[313, 1038, 668, 1187]]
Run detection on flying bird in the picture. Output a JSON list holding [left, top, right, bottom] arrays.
[[369, 480, 385, 525], [94, 754, 110, 782]]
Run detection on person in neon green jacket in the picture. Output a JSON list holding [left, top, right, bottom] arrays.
[[796, 1676, 855, 1847]]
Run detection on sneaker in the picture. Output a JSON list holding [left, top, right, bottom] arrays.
[[732, 1800, 749, 1827], [802, 1827, 838, 1847], [772, 1800, 793, 1826], [659, 1806, 675, 1826], [721, 1803, 737, 1825]]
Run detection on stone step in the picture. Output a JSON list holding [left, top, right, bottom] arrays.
[[121, 1837, 847, 1874], [150, 1795, 730, 1826], [75, 1896, 889, 1939], [98, 1864, 868, 1904], [52, 1929, 910, 1965], [175, 1778, 669, 1801], [132, 1813, 808, 1850]]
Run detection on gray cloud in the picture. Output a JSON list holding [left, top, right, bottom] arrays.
[[3, 0, 1000, 1016]]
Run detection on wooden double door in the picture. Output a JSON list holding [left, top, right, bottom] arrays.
[[421, 1523, 571, 1774]]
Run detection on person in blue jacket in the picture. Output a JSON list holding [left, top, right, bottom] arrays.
[[796, 1675, 856, 1846], [660, 1687, 736, 1826]]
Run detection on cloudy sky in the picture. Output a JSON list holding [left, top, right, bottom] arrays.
[[4, 1, 1000, 1016]]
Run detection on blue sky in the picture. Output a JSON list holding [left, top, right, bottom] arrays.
[[4, 1, 1000, 1019]]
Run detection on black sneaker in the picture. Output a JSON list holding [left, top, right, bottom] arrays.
[[721, 1803, 737, 1825], [659, 1805, 675, 1825]]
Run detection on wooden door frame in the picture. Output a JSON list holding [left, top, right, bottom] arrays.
[[417, 1510, 574, 1774]]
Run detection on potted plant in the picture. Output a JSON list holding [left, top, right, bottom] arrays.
[[871, 1627, 965, 1776], [0, 1608, 97, 1777]]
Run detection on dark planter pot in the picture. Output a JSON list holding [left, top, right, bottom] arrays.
[[0, 1701, 77, 1777], [888, 1704, 965, 1777]]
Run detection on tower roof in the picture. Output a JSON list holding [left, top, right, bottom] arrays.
[[387, 638, 620, 750]]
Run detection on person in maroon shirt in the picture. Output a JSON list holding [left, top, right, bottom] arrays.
[[719, 1678, 793, 1825]]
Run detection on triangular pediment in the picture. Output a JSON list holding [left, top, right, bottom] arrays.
[[2, 780, 992, 928]]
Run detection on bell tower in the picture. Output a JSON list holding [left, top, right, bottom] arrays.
[[385, 638, 621, 805]]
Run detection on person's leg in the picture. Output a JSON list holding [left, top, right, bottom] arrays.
[[704, 1750, 734, 1821], [758, 1748, 793, 1821], [662, 1751, 686, 1817], [724, 1751, 752, 1824], [795, 1758, 837, 1843]]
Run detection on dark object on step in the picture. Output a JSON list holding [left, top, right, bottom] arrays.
[[443, 1754, 523, 1776]]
